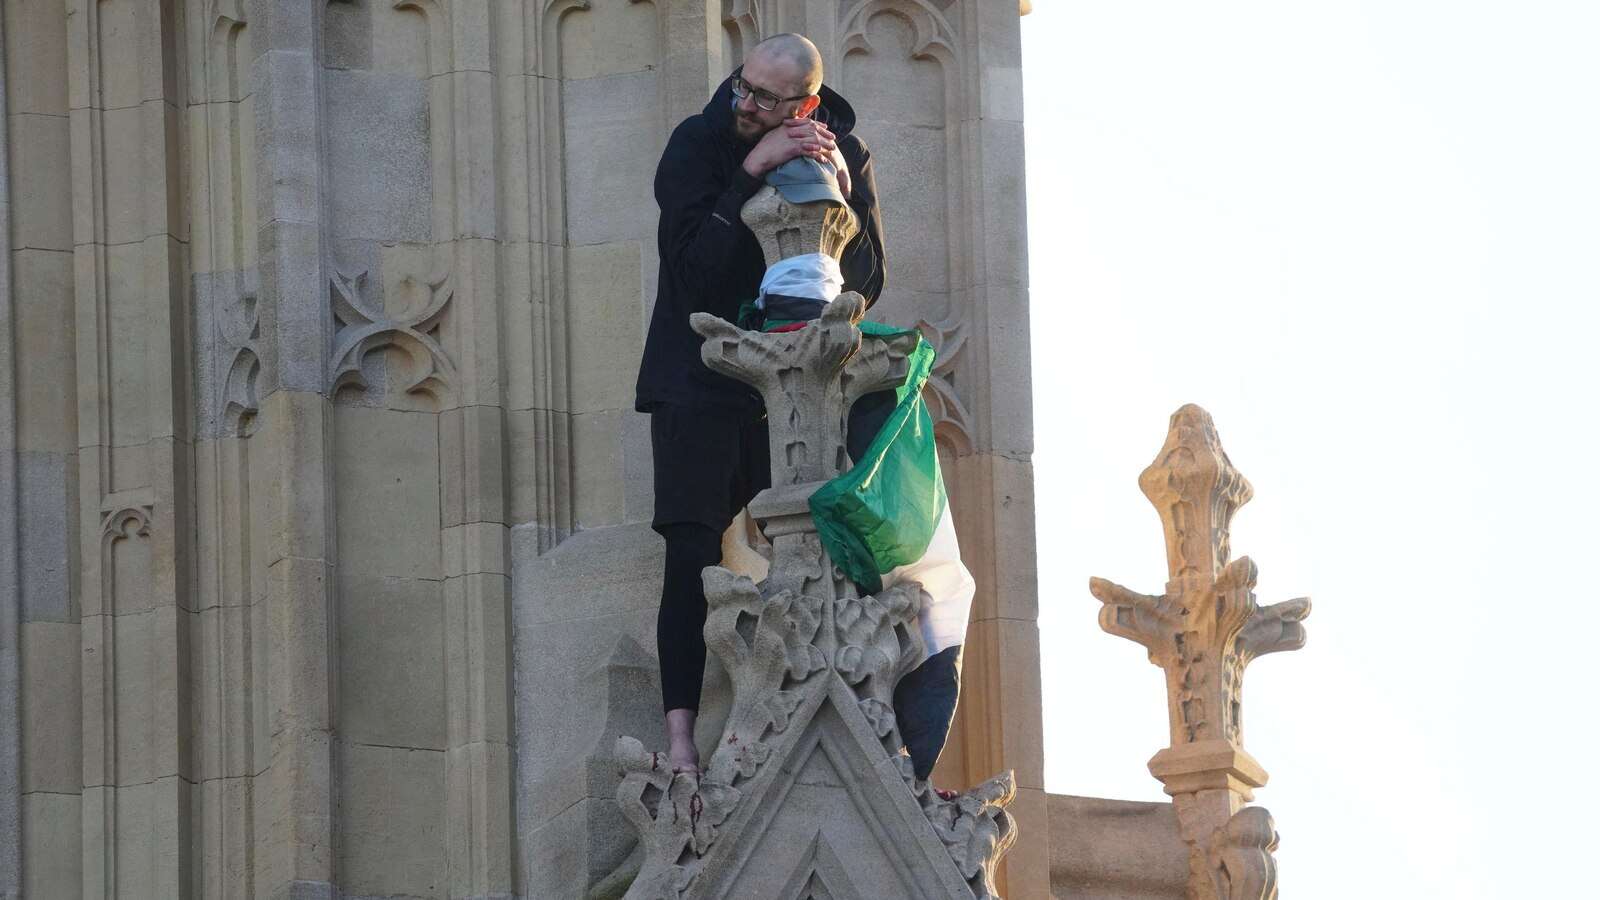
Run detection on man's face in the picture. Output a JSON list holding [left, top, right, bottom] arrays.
[[731, 53, 811, 143]]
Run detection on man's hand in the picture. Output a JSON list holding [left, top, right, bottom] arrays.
[[742, 117, 837, 178], [828, 145, 852, 198]]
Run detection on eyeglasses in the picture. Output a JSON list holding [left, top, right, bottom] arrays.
[[730, 65, 812, 112]]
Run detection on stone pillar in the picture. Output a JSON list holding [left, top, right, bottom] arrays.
[[0, 6, 20, 894], [1091, 405, 1311, 900], [250, 2, 338, 897]]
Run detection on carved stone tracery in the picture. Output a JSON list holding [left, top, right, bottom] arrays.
[[328, 265, 457, 405]]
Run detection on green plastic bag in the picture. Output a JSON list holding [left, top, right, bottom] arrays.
[[806, 321, 944, 593]]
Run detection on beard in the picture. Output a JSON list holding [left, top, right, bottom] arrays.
[[732, 111, 767, 144]]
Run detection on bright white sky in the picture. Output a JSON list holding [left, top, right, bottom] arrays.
[[1021, 3, 1598, 896]]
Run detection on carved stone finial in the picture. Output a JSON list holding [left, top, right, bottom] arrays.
[[614, 189, 1016, 899], [741, 184, 859, 266], [1091, 405, 1309, 900]]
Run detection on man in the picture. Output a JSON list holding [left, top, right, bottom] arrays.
[[635, 33, 886, 776]]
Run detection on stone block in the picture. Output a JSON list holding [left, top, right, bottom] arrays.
[[100, 779, 177, 897], [324, 68, 432, 243], [959, 617, 1046, 791], [511, 521, 663, 627], [521, 797, 639, 900], [21, 622, 81, 794], [337, 574, 446, 750], [497, 242, 538, 409], [621, 407, 654, 525], [1048, 793, 1187, 899], [443, 739, 516, 896], [842, 13, 947, 129], [982, 65, 1026, 124], [561, 72, 660, 246], [18, 451, 72, 622], [564, 241, 644, 414], [520, 798, 592, 900], [442, 522, 507, 578], [996, 785, 1051, 900], [251, 391, 328, 567], [263, 555, 333, 736], [11, 249, 73, 450], [949, 451, 1038, 621], [95, 104, 155, 246], [9, 115, 72, 250], [571, 408, 624, 530], [256, 724, 335, 891], [439, 404, 506, 528], [255, 220, 325, 393], [970, 117, 1030, 295], [191, 776, 257, 899], [333, 404, 440, 580], [446, 74, 500, 240], [82, 0, 142, 111], [437, 239, 505, 404], [854, 120, 951, 296], [370, 0, 427, 78], [4, 0, 68, 116], [250, 50, 320, 227], [191, 605, 256, 781], [22, 792, 81, 900], [338, 743, 446, 899], [321, 0, 372, 72], [99, 609, 158, 786], [555, 1, 659, 81], [442, 572, 512, 743]]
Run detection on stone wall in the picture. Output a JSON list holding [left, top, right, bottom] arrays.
[[0, 1, 1041, 897]]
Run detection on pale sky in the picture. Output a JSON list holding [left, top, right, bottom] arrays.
[[1021, 3, 1598, 897]]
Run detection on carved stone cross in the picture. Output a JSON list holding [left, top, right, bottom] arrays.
[[1091, 404, 1310, 900]]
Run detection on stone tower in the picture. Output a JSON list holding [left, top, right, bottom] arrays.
[[1, 1, 1046, 898]]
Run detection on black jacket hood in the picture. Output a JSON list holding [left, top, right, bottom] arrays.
[[702, 74, 860, 143]]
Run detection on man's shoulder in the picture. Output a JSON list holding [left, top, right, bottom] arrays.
[[666, 111, 720, 151]]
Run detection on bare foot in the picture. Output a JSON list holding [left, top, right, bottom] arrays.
[[665, 708, 701, 775]]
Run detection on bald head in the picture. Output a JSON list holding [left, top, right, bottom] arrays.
[[750, 33, 824, 97]]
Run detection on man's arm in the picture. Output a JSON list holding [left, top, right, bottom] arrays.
[[838, 137, 887, 307], [656, 124, 765, 318]]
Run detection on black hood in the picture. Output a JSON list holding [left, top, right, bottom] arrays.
[[703, 74, 860, 143]]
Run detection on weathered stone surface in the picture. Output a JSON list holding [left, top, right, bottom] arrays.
[[325, 69, 432, 244], [22, 793, 81, 900], [1048, 794, 1188, 899], [338, 743, 447, 898], [8, 115, 72, 250], [562, 73, 661, 247], [21, 622, 80, 794], [9, 4, 1054, 897], [1092, 406, 1308, 900], [565, 241, 645, 415], [333, 405, 441, 580], [18, 451, 72, 622], [337, 574, 447, 750]]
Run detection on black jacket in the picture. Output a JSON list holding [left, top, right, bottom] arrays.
[[634, 76, 887, 413]]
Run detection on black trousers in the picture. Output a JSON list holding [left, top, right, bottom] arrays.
[[651, 404, 770, 713], [649, 391, 957, 777]]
